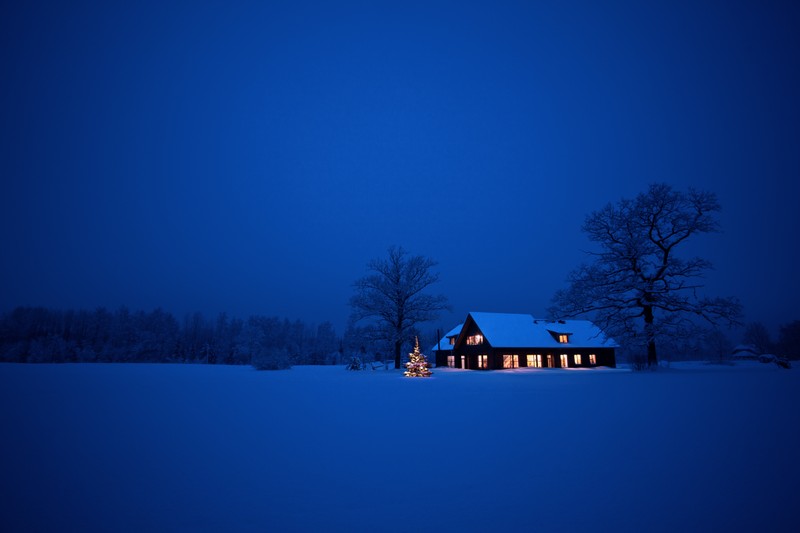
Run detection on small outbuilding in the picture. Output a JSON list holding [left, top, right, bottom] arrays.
[[434, 312, 616, 370], [731, 344, 759, 360]]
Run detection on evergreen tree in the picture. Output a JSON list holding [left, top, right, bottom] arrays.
[[404, 337, 432, 377]]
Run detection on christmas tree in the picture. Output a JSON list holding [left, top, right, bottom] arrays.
[[404, 337, 432, 377]]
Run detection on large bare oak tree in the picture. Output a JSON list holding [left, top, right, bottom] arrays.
[[350, 246, 448, 369], [551, 183, 741, 367]]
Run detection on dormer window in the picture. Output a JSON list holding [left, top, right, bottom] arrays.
[[466, 334, 484, 345], [449, 337, 456, 346], [547, 329, 572, 344]]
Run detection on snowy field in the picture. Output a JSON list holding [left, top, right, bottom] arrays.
[[1, 362, 798, 532]]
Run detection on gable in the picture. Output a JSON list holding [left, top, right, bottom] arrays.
[[452, 315, 487, 350]]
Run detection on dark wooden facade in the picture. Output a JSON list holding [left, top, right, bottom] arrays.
[[434, 314, 616, 370]]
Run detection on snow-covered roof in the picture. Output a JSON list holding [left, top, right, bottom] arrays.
[[731, 344, 759, 358], [732, 344, 759, 355], [430, 324, 463, 353], [466, 312, 617, 349]]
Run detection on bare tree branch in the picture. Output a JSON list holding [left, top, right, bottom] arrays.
[[349, 246, 449, 369], [551, 183, 741, 367]]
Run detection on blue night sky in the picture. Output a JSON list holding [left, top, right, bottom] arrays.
[[2, 0, 799, 334]]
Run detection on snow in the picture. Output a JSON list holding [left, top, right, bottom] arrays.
[[1, 362, 798, 532], [466, 311, 617, 348]]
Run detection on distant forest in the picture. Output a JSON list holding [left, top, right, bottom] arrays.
[[0, 306, 348, 369], [3, 306, 797, 368]]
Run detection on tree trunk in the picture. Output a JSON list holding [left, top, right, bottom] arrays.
[[394, 340, 402, 369], [643, 304, 658, 367]]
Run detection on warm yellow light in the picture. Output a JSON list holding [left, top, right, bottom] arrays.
[[467, 334, 484, 346], [405, 336, 432, 377]]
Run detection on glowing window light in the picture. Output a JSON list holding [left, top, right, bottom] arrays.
[[503, 354, 519, 368], [560, 354, 569, 368], [478, 354, 488, 368], [589, 353, 597, 365], [574, 353, 582, 365], [467, 334, 484, 346]]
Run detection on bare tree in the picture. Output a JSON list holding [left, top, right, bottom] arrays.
[[350, 246, 449, 369], [550, 183, 741, 368]]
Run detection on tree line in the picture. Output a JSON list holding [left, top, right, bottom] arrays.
[[0, 306, 344, 369], [741, 320, 800, 360]]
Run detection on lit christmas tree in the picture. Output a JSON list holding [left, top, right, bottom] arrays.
[[404, 337, 432, 377]]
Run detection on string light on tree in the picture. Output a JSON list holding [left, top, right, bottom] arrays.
[[404, 337, 432, 377]]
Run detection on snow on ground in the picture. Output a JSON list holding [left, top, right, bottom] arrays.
[[1, 362, 798, 532]]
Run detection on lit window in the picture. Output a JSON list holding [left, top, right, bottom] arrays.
[[503, 354, 519, 368], [589, 353, 596, 365], [546, 354, 554, 368], [449, 337, 456, 345], [558, 334, 569, 344], [460, 356, 466, 369], [467, 334, 484, 346], [527, 354, 542, 368], [560, 354, 569, 368], [478, 354, 488, 369], [574, 353, 582, 365], [447, 355, 455, 368]]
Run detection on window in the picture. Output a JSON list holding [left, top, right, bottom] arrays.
[[546, 354, 554, 368], [574, 353, 582, 365], [527, 354, 542, 368], [478, 355, 488, 369], [460, 356, 466, 369], [589, 353, 597, 365], [447, 355, 455, 368], [503, 354, 519, 368], [560, 354, 569, 368], [467, 334, 484, 346], [449, 337, 456, 345], [557, 334, 569, 344]]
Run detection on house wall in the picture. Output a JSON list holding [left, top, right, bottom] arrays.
[[452, 319, 488, 369], [454, 347, 616, 369], [434, 350, 453, 367]]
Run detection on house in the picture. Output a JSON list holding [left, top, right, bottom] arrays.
[[433, 312, 616, 370]]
